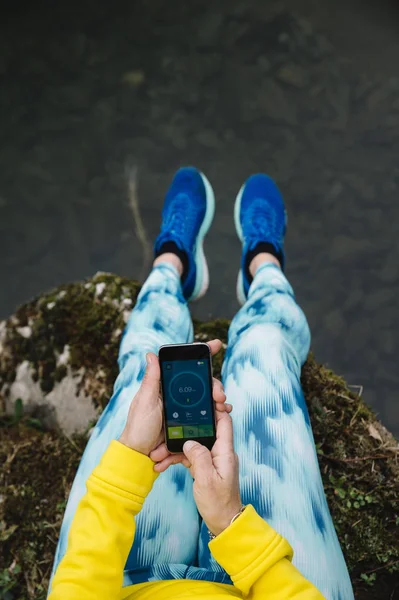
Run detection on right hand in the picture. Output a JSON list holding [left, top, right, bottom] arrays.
[[183, 410, 242, 537]]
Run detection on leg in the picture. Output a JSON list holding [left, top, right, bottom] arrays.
[[199, 263, 353, 599], [51, 263, 199, 584], [199, 172, 353, 598], [51, 166, 216, 588]]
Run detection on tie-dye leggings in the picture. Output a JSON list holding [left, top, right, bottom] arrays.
[[51, 262, 353, 600]]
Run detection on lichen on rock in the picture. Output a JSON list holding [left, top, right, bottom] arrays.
[[1, 273, 398, 600], [0, 272, 140, 434]]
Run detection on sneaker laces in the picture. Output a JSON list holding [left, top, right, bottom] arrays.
[[163, 194, 196, 243], [246, 198, 280, 243]]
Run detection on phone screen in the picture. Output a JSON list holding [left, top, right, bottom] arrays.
[[159, 344, 216, 452]]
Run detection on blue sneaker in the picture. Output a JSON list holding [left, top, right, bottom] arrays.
[[234, 174, 287, 305], [154, 167, 215, 301]]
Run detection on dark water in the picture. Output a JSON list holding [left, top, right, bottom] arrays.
[[1, 0, 399, 436]]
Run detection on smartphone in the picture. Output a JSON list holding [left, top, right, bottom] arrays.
[[159, 342, 216, 453]]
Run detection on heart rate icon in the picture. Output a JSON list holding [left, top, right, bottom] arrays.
[[200, 410, 206, 416]]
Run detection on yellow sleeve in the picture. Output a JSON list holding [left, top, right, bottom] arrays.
[[49, 440, 158, 600], [209, 505, 325, 599]]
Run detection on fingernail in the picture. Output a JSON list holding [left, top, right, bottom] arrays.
[[183, 440, 195, 452], [146, 353, 152, 365]]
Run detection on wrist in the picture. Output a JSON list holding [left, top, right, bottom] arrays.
[[208, 504, 245, 538], [119, 431, 150, 457]]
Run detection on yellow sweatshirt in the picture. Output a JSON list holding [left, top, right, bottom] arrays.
[[49, 441, 324, 600]]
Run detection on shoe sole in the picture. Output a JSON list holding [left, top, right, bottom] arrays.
[[189, 172, 215, 301], [234, 184, 247, 306]]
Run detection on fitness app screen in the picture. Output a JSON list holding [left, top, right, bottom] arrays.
[[161, 359, 214, 440]]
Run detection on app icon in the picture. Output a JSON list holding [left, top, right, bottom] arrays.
[[199, 424, 214, 437], [168, 426, 183, 439], [185, 412, 192, 418], [172, 412, 179, 418], [183, 425, 199, 438], [200, 410, 207, 416]]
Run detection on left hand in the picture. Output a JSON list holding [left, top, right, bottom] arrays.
[[119, 340, 231, 467]]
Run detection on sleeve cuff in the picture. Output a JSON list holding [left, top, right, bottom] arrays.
[[209, 505, 293, 593], [91, 440, 158, 510]]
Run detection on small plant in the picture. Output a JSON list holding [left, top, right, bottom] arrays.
[[56, 500, 67, 512], [26, 417, 44, 430], [0, 562, 21, 598], [14, 398, 24, 421], [360, 572, 377, 586], [0, 397, 43, 430], [329, 473, 347, 499], [0, 398, 24, 428], [0, 521, 18, 542]]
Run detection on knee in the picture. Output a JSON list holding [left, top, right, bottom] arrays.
[[240, 323, 288, 352], [235, 304, 310, 366], [228, 322, 305, 376]]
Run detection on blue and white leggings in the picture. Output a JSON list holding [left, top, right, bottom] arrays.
[[52, 262, 354, 600]]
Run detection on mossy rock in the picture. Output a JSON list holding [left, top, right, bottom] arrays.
[[0, 273, 141, 435], [1, 274, 398, 600]]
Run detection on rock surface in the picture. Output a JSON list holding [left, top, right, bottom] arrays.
[[1, 274, 398, 600], [0, 273, 140, 434]]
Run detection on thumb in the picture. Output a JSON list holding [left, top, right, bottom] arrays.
[[183, 441, 213, 479], [139, 353, 160, 399]]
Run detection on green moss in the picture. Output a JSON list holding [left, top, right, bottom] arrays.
[[0, 423, 86, 600], [0, 273, 140, 409], [1, 274, 398, 600], [193, 318, 230, 377], [301, 355, 399, 596]]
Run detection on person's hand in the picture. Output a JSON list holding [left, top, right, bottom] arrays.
[[119, 340, 231, 460], [152, 407, 242, 537]]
